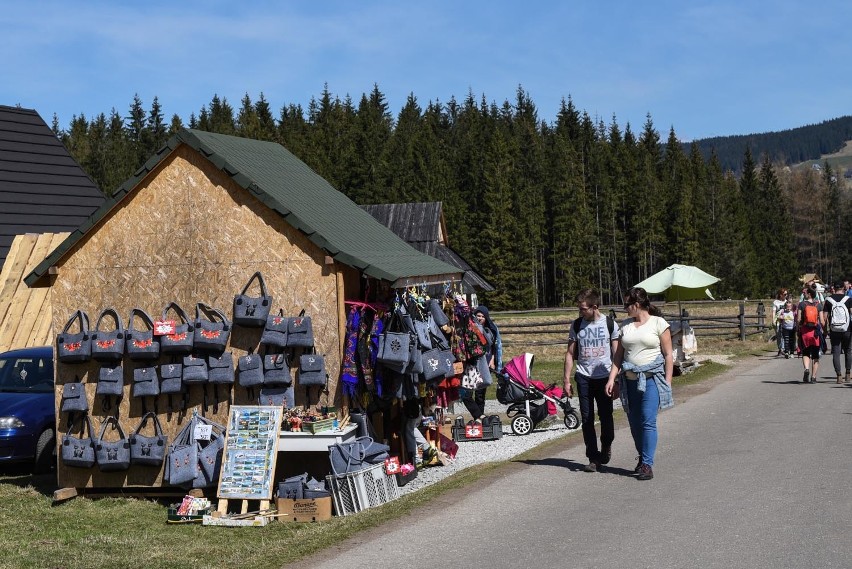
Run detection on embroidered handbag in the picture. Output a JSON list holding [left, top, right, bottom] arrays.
[[258, 385, 294, 407], [286, 309, 314, 347], [298, 352, 327, 387], [439, 349, 457, 379], [193, 303, 231, 352], [182, 354, 208, 384], [159, 360, 184, 394], [260, 309, 288, 347], [132, 365, 159, 397], [263, 351, 292, 385], [60, 379, 88, 413], [237, 351, 264, 388], [207, 352, 234, 384], [165, 418, 199, 485], [61, 414, 96, 468], [377, 331, 411, 366], [413, 317, 433, 350], [278, 473, 307, 499], [129, 412, 167, 467], [198, 430, 225, 480], [57, 310, 92, 363], [126, 308, 160, 360], [159, 302, 194, 354], [96, 363, 124, 397], [91, 308, 125, 361], [95, 416, 131, 472], [421, 348, 448, 381], [233, 271, 273, 327]]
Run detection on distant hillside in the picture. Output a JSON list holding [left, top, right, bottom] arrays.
[[687, 116, 852, 174]]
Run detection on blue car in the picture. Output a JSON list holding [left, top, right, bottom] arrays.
[[0, 346, 55, 472]]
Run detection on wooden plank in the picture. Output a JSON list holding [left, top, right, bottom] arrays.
[[0, 234, 39, 350], [52, 487, 78, 502], [10, 233, 59, 348]]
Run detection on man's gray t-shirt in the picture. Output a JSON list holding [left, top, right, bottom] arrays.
[[568, 314, 620, 379]]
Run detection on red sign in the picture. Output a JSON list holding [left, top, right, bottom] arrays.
[[464, 424, 483, 439], [384, 456, 401, 475], [153, 319, 176, 336]]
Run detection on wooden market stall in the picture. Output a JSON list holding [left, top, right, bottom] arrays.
[[24, 129, 461, 491]]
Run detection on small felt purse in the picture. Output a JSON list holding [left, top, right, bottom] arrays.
[[129, 412, 167, 467], [260, 309, 288, 347], [258, 385, 294, 408], [207, 352, 235, 384], [57, 310, 92, 363], [198, 430, 225, 480], [159, 302, 194, 354], [132, 365, 160, 397], [263, 351, 292, 385], [96, 363, 124, 397], [193, 303, 231, 352], [182, 354, 208, 384], [61, 414, 96, 468], [421, 348, 448, 381], [91, 308, 125, 361], [233, 271, 273, 327], [126, 308, 160, 360], [159, 361, 184, 394], [237, 351, 264, 388], [60, 379, 88, 413], [165, 419, 199, 485], [286, 309, 314, 347], [95, 416, 131, 472], [298, 351, 327, 387]]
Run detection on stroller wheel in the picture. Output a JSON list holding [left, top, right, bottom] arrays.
[[563, 411, 580, 430], [511, 414, 534, 436]]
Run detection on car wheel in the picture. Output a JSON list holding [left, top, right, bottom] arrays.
[[33, 429, 56, 474]]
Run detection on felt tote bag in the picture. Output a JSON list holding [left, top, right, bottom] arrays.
[[193, 303, 231, 352], [57, 310, 92, 363], [61, 414, 96, 468], [286, 309, 314, 348], [129, 412, 167, 467], [260, 309, 288, 347], [329, 439, 367, 476], [126, 308, 160, 360], [95, 416, 131, 472], [159, 302, 194, 354], [91, 308, 125, 361], [166, 419, 199, 485], [258, 385, 294, 408], [233, 271, 273, 327]]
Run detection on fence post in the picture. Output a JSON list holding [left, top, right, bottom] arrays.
[[757, 302, 765, 331], [739, 302, 746, 341]]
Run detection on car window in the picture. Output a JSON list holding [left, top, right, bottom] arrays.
[[0, 356, 54, 393]]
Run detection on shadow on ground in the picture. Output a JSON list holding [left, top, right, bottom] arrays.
[[0, 464, 57, 496], [513, 456, 636, 477]]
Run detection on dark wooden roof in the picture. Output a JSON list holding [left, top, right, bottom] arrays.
[[362, 202, 494, 292], [0, 105, 104, 268]]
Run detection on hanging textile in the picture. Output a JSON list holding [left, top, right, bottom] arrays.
[[340, 308, 361, 398]]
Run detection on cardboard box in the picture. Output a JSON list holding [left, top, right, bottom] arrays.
[[276, 497, 333, 522]]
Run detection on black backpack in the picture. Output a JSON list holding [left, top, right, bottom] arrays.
[[572, 316, 615, 358]]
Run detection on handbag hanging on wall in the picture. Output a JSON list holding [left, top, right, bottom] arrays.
[[193, 303, 231, 352], [260, 308, 288, 347], [91, 308, 125, 362], [258, 385, 294, 408], [61, 413, 96, 468], [286, 309, 314, 347], [263, 350, 292, 385], [57, 310, 92, 363], [158, 302, 194, 354], [129, 412, 168, 467], [96, 363, 124, 411], [126, 308, 160, 360], [237, 350, 264, 388], [60, 378, 88, 413], [159, 359, 186, 412], [376, 309, 411, 366], [298, 349, 327, 387], [182, 354, 209, 385], [131, 365, 160, 398], [95, 416, 131, 472], [165, 417, 199, 486], [233, 271, 273, 327]]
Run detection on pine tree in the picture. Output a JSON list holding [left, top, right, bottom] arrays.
[[147, 96, 166, 153], [254, 93, 277, 141]]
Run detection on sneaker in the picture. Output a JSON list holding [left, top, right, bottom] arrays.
[[583, 461, 599, 473], [785, 352, 791, 359], [637, 464, 654, 481], [600, 446, 612, 465], [803, 370, 810, 383], [837, 375, 843, 384]]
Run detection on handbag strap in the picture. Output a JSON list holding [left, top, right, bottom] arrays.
[[98, 416, 126, 442], [94, 308, 123, 333], [133, 411, 164, 437], [62, 310, 89, 334], [196, 303, 230, 327], [240, 271, 269, 297], [66, 412, 95, 439], [163, 302, 191, 324], [128, 308, 154, 332]]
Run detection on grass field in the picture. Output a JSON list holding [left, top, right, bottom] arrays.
[[0, 300, 773, 568]]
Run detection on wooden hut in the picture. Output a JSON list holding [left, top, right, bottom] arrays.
[[24, 129, 461, 489]]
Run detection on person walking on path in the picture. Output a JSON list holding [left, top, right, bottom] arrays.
[[460, 306, 502, 422], [823, 281, 852, 383], [772, 288, 788, 356], [776, 300, 796, 358], [564, 288, 619, 473], [606, 287, 674, 481], [798, 286, 823, 383]]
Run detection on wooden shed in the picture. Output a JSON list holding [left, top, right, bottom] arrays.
[[24, 128, 461, 489]]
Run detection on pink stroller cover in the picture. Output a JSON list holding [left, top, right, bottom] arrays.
[[503, 353, 563, 415]]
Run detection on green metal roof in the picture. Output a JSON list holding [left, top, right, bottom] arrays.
[[25, 129, 461, 287]]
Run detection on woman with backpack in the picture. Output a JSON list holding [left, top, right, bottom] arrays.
[[823, 281, 852, 384], [798, 286, 823, 383]]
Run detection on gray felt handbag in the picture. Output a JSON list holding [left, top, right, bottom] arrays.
[[233, 271, 273, 327], [126, 308, 160, 360], [61, 413, 96, 468], [132, 365, 160, 397], [237, 351, 264, 388], [60, 379, 89, 413], [159, 302, 194, 355], [285, 309, 314, 347], [193, 303, 231, 352], [95, 416, 131, 472], [129, 412, 167, 467], [260, 308, 288, 347], [57, 310, 92, 363], [182, 354, 208, 384], [91, 308, 125, 362], [207, 352, 235, 384], [263, 351, 292, 385]]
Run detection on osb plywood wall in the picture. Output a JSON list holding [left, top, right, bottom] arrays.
[[53, 145, 352, 489], [0, 232, 68, 352]]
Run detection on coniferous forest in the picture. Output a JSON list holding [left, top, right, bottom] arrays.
[[52, 87, 852, 309]]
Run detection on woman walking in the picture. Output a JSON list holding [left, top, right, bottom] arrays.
[[606, 287, 674, 481]]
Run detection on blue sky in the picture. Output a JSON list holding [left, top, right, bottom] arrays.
[[2, 1, 849, 141]]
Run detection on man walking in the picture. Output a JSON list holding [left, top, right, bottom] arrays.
[[823, 281, 852, 383], [564, 289, 619, 472]]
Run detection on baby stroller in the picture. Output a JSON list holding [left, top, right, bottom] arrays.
[[497, 353, 580, 435]]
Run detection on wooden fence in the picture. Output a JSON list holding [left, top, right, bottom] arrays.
[[496, 302, 769, 346]]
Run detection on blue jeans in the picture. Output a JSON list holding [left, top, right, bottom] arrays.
[[625, 377, 660, 467]]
